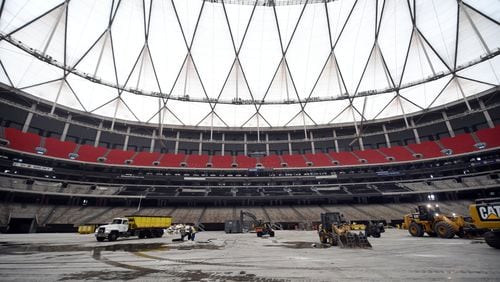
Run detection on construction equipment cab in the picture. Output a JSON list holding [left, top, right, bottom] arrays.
[[403, 204, 466, 239], [318, 212, 371, 248], [95, 216, 172, 242]]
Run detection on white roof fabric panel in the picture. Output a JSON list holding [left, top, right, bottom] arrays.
[[0, 0, 498, 129]]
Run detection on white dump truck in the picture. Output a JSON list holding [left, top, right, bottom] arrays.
[[95, 215, 172, 242]]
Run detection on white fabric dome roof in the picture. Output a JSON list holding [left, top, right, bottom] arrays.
[[0, 0, 499, 128]]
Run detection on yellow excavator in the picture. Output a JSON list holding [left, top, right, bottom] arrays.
[[318, 212, 372, 248]]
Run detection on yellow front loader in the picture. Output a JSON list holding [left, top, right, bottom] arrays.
[[318, 212, 372, 248], [468, 198, 500, 249], [402, 204, 468, 239]]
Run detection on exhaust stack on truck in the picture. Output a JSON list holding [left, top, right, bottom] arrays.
[[95, 215, 172, 242]]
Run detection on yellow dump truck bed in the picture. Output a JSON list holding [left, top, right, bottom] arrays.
[[126, 215, 172, 229]]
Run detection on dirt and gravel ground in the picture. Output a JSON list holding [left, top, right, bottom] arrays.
[[0, 229, 499, 281]]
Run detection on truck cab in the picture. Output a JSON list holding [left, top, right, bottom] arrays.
[[95, 217, 130, 241], [111, 218, 130, 233]]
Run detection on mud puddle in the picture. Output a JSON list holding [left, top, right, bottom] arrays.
[[267, 241, 331, 249], [0, 241, 221, 254]]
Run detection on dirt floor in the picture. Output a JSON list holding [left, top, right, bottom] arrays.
[[0, 229, 499, 281]]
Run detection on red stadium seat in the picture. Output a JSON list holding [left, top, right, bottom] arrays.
[[440, 134, 476, 154], [186, 154, 210, 168], [476, 126, 500, 148], [378, 146, 415, 161], [235, 155, 257, 168], [329, 152, 359, 165], [159, 153, 186, 167], [44, 137, 77, 159], [105, 149, 136, 164], [407, 141, 443, 158], [304, 153, 333, 167], [211, 155, 234, 168], [4, 128, 41, 153], [260, 155, 282, 168], [353, 149, 388, 164], [282, 154, 308, 167], [133, 152, 161, 166], [76, 144, 108, 162]]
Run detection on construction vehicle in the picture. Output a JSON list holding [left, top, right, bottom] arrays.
[[94, 215, 172, 242], [364, 221, 385, 238], [468, 198, 500, 249], [318, 212, 372, 248], [224, 210, 275, 237], [402, 204, 468, 239]]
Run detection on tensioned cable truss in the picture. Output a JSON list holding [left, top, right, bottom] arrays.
[[0, 0, 499, 132]]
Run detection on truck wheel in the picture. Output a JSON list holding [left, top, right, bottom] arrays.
[[138, 232, 145, 239], [270, 231, 275, 237], [96, 237, 105, 242], [484, 232, 500, 249], [434, 221, 455, 239], [156, 230, 164, 238], [108, 233, 118, 242], [409, 222, 424, 237], [257, 232, 262, 237]]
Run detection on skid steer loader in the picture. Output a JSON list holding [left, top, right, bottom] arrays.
[[318, 212, 372, 248], [402, 204, 469, 239]]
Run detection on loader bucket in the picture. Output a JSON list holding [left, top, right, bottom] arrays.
[[337, 232, 372, 248]]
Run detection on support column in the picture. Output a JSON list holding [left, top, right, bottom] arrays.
[[479, 99, 495, 128], [221, 133, 225, 156], [354, 124, 364, 150], [198, 132, 203, 155], [265, 134, 270, 156], [287, 133, 292, 155], [149, 130, 156, 153], [60, 115, 72, 141], [123, 127, 131, 151], [94, 121, 103, 147], [411, 119, 421, 144], [442, 111, 455, 137], [244, 134, 248, 156], [174, 131, 180, 154], [310, 131, 315, 154], [382, 124, 391, 148], [22, 104, 37, 133], [332, 129, 339, 153]]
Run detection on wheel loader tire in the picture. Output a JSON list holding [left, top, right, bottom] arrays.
[[320, 233, 328, 244], [434, 221, 455, 239], [427, 231, 437, 237], [330, 236, 338, 246], [96, 237, 105, 242], [409, 222, 424, 237], [484, 232, 500, 249]]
